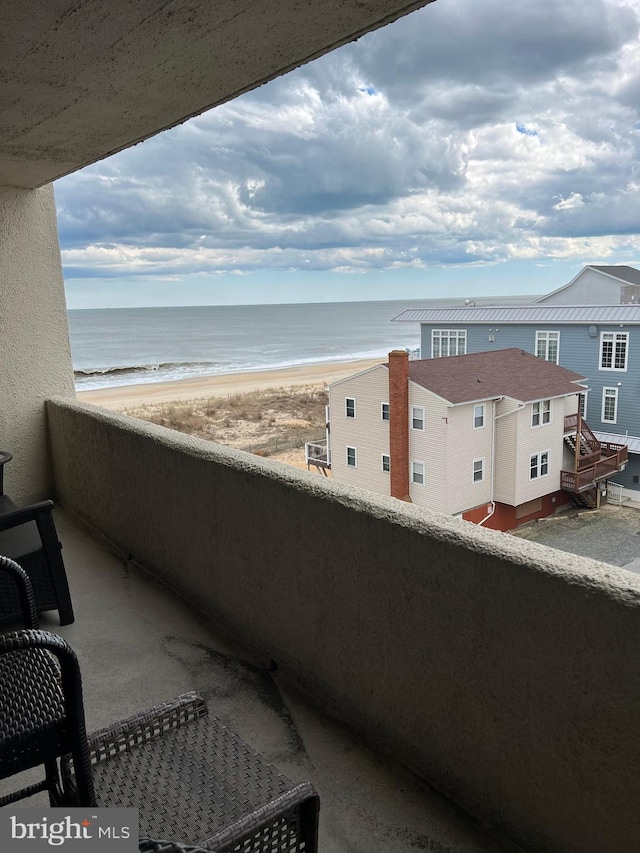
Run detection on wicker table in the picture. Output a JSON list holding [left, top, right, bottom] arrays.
[[62, 692, 319, 853]]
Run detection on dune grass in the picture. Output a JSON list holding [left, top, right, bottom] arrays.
[[123, 384, 328, 457]]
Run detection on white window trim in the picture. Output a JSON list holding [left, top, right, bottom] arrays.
[[473, 404, 485, 429], [381, 402, 390, 422], [578, 391, 588, 420], [346, 446, 357, 467], [431, 329, 467, 358], [599, 331, 628, 372], [535, 330, 560, 364], [529, 450, 550, 480], [381, 454, 390, 472], [472, 458, 484, 483], [411, 406, 425, 431], [531, 399, 551, 428], [601, 387, 619, 424], [345, 397, 356, 418], [411, 460, 425, 485]]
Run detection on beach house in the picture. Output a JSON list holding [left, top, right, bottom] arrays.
[[394, 266, 640, 500], [3, 5, 640, 852], [320, 349, 627, 530]]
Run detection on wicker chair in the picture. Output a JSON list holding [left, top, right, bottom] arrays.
[[62, 692, 320, 853], [0, 629, 95, 807], [0, 451, 74, 625], [0, 555, 39, 629]]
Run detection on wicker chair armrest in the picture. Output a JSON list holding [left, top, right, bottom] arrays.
[[203, 782, 319, 852], [0, 500, 55, 529], [139, 840, 213, 853], [0, 555, 38, 627]]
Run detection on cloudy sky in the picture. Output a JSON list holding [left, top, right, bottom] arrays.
[[57, 0, 640, 308]]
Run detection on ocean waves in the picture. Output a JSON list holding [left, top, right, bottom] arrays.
[[69, 301, 423, 391]]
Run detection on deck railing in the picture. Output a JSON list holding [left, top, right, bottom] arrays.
[[305, 439, 330, 468], [561, 444, 628, 492]]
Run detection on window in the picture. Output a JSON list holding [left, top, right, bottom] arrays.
[[432, 329, 466, 358], [473, 404, 485, 429], [602, 387, 618, 424], [472, 458, 484, 483], [345, 397, 356, 418], [411, 461, 425, 485], [578, 392, 588, 420], [532, 399, 551, 427], [530, 451, 549, 480], [382, 454, 390, 472], [346, 446, 357, 467], [411, 406, 425, 430], [381, 403, 390, 421], [535, 331, 560, 363], [600, 332, 628, 371]]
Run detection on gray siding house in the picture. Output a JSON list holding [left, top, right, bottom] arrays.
[[394, 297, 640, 500]]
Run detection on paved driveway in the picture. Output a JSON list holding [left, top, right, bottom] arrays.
[[510, 503, 640, 573]]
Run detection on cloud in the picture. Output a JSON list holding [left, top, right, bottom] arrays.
[[56, 0, 640, 286]]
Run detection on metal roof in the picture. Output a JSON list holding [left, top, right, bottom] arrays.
[[392, 304, 640, 325]]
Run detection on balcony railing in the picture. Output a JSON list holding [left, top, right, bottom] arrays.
[[304, 438, 330, 469], [45, 397, 640, 853], [561, 443, 628, 492]]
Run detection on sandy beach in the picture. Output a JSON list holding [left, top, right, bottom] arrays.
[[77, 357, 382, 410]]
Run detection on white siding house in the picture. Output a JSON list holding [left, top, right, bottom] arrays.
[[324, 348, 627, 531]]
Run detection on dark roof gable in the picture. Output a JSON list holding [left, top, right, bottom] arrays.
[[588, 265, 640, 286]]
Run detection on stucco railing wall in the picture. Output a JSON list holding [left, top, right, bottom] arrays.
[[48, 398, 640, 853]]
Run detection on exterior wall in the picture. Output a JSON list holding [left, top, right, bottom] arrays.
[[463, 492, 572, 531], [48, 398, 640, 853], [0, 185, 74, 503], [330, 369, 493, 515], [329, 365, 391, 494], [512, 395, 578, 507], [537, 268, 627, 304], [406, 383, 448, 511], [492, 397, 520, 506], [438, 398, 492, 514]]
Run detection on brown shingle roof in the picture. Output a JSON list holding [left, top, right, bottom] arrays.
[[404, 349, 586, 404]]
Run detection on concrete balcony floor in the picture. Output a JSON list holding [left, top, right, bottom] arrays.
[[7, 509, 517, 853]]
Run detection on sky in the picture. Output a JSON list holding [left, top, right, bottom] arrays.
[[57, 0, 640, 309]]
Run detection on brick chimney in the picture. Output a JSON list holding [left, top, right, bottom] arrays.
[[388, 350, 411, 501]]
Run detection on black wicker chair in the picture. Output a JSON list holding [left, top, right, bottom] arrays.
[[0, 451, 74, 625], [62, 692, 320, 852], [0, 628, 95, 807]]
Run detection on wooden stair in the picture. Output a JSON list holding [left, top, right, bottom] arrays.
[[568, 488, 597, 509]]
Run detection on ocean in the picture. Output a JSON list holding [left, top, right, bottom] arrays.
[[68, 296, 535, 392]]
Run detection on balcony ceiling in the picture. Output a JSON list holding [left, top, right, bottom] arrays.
[[0, 0, 433, 189]]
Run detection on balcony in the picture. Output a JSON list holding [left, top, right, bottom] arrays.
[[304, 439, 331, 472], [36, 396, 640, 853], [562, 414, 629, 494], [5, 506, 496, 852]]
